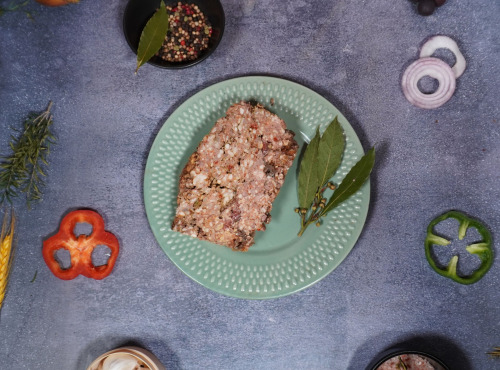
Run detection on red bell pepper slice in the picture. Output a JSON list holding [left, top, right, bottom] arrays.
[[43, 209, 119, 280]]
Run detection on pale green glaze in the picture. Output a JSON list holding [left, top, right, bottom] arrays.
[[144, 76, 370, 299]]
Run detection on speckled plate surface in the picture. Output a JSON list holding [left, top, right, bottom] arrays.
[[144, 76, 370, 299]]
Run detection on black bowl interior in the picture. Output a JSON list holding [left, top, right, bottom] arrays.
[[368, 350, 450, 370], [123, 0, 225, 69]]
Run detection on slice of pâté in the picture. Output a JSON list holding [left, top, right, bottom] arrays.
[[171, 102, 298, 251]]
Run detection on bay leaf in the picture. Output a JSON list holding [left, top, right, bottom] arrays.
[[298, 126, 321, 209], [321, 146, 375, 215], [316, 117, 345, 189], [135, 0, 169, 73]]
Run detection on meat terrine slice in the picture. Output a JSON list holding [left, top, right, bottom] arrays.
[[171, 101, 298, 251]]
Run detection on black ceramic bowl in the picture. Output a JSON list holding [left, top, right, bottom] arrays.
[[368, 349, 449, 370], [123, 0, 225, 69]]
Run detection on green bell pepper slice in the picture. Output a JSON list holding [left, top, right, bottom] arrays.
[[425, 210, 493, 285]]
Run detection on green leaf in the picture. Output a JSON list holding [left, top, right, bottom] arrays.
[[298, 126, 321, 209], [321, 147, 375, 215], [316, 117, 345, 188], [136, 1, 169, 73]]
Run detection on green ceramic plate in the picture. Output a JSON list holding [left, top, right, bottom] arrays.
[[144, 76, 370, 299]]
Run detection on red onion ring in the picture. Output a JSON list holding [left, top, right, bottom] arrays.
[[419, 35, 466, 78], [401, 57, 456, 109]]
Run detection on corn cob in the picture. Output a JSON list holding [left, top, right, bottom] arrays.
[[0, 210, 15, 310]]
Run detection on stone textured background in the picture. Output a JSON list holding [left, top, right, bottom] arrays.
[[0, 0, 499, 369]]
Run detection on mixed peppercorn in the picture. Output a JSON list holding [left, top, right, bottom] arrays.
[[157, 2, 212, 62]]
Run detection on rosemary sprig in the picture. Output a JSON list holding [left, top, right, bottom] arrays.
[[487, 347, 500, 358], [0, 101, 56, 208]]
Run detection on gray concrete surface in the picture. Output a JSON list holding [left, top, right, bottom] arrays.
[[0, 0, 499, 369]]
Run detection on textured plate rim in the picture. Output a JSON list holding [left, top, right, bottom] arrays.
[[144, 76, 370, 299]]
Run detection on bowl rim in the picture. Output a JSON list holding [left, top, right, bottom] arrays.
[[122, 0, 225, 69], [368, 349, 450, 370], [86, 346, 166, 370]]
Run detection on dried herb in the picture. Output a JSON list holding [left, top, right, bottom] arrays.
[[30, 270, 37, 283], [316, 117, 345, 189], [322, 147, 375, 214], [297, 126, 320, 210], [0, 101, 56, 208], [296, 117, 375, 236], [397, 356, 408, 370], [135, 0, 169, 73], [0, 0, 29, 17], [487, 347, 500, 358]]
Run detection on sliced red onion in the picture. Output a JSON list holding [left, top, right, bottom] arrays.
[[419, 35, 466, 78], [401, 57, 456, 109]]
